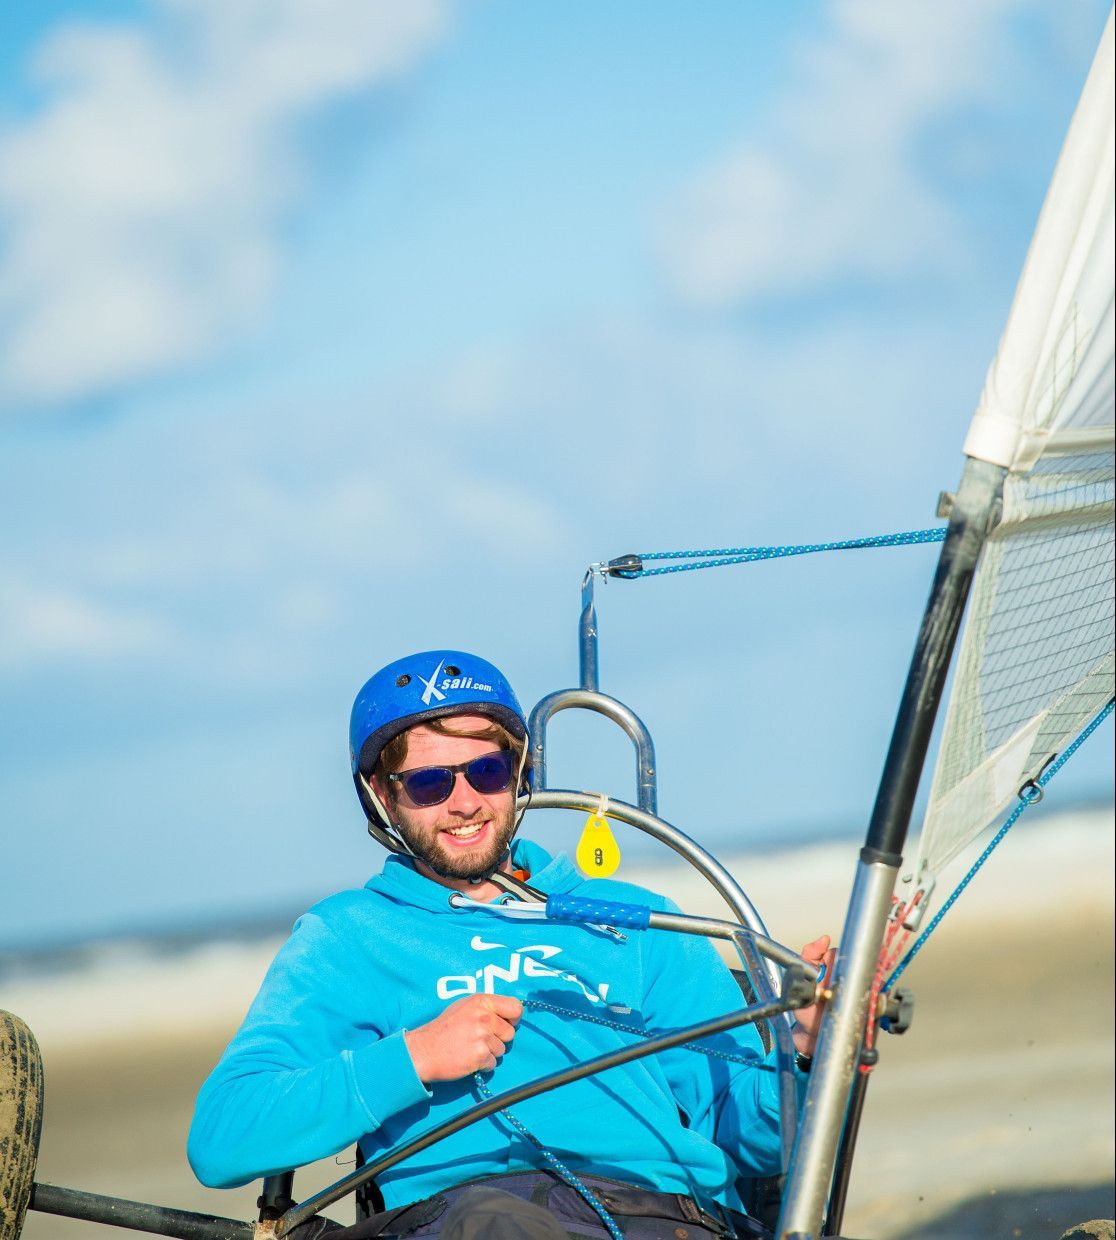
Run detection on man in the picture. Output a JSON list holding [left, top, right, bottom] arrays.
[[189, 650, 832, 1239]]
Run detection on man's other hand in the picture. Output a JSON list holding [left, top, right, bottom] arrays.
[[792, 934, 836, 1058], [405, 995, 524, 1083]]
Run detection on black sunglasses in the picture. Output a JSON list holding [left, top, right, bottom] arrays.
[[387, 750, 517, 807]]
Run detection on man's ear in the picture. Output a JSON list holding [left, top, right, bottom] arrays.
[[369, 771, 390, 806]]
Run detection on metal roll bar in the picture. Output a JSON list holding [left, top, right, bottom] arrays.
[[528, 689, 658, 815], [270, 805, 810, 1236], [520, 788, 783, 1005]]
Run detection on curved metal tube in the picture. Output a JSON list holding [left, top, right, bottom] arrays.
[[276, 791, 799, 1234], [277, 994, 794, 1235], [528, 689, 658, 815], [733, 929, 799, 1171], [521, 788, 783, 1003]]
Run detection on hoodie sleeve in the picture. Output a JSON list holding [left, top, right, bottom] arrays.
[[187, 909, 431, 1189], [639, 897, 796, 1179]]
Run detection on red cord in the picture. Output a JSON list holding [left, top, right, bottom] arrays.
[[859, 894, 917, 1073]]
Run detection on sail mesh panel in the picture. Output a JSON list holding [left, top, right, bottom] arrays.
[[909, 15, 1114, 891], [915, 447, 1114, 880]]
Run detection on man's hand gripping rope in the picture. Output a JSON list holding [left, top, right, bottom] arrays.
[[405, 994, 524, 1083]]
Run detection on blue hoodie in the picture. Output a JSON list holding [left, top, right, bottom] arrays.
[[188, 840, 791, 1214]]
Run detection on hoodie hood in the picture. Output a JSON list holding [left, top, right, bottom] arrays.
[[366, 839, 579, 914]]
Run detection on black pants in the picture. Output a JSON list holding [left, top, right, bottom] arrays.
[[310, 1170, 771, 1240]]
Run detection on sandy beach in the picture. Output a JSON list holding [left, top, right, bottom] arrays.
[[6, 808, 1113, 1240]]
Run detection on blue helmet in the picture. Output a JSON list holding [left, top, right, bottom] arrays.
[[350, 649, 527, 827]]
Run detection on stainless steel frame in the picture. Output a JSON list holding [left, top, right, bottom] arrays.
[[528, 690, 658, 815], [520, 784, 800, 1170], [776, 458, 1006, 1238], [579, 568, 601, 692], [522, 789, 777, 991]]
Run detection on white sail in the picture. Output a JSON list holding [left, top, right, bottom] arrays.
[[913, 9, 1115, 888]]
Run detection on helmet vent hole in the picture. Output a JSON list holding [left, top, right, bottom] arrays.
[[396, 674, 411, 687], [444, 665, 461, 676]]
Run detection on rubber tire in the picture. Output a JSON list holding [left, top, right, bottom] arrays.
[[0, 1012, 43, 1240]]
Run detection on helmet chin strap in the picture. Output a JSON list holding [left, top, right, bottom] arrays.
[[360, 773, 416, 859], [359, 743, 542, 899]]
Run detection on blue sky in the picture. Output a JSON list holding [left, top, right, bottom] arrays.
[[1, 0, 1112, 947]]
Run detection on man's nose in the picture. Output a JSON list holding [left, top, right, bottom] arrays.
[[444, 771, 481, 813]]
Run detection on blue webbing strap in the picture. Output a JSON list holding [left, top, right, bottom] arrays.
[[884, 698, 1114, 993], [627, 527, 946, 577]]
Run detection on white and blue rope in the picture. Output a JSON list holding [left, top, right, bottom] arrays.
[[884, 698, 1114, 993], [628, 527, 946, 578], [472, 997, 772, 1238], [471, 1071, 625, 1240]]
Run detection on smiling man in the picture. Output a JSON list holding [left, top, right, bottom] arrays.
[[376, 716, 523, 887], [189, 650, 832, 1240]]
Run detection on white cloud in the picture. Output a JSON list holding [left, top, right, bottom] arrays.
[[426, 309, 976, 509], [656, 0, 1034, 307], [0, 0, 449, 408], [0, 574, 172, 670], [0, 430, 574, 683]]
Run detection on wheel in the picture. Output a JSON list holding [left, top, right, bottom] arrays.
[[0, 1012, 43, 1240]]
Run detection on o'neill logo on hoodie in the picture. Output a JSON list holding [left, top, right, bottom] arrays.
[[419, 659, 495, 707], [436, 936, 629, 1013]]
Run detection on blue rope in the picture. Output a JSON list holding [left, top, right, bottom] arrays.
[[631, 527, 946, 577], [472, 996, 772, 1239], [884, 698, 1114, 993], [472, 1072, 625, 1240], [524, 997, 761, 1067]]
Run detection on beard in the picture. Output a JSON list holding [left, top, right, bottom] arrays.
[[394, 804, 518, 880]]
